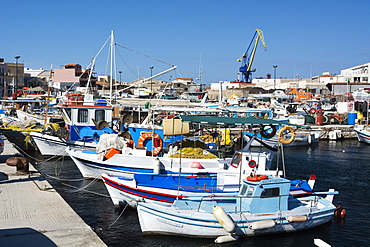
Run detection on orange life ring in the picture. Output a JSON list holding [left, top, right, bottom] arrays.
[[138, 132, 163, 156], [247, 175, 268, 181]]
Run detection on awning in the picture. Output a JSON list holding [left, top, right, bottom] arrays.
[[179, 115, 307, 128]]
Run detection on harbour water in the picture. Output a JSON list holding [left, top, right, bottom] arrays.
[[33, 139, 369, 247]]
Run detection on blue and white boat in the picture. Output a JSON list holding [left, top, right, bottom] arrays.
[[30, 94, 114, 156], [67, 115, 290, 179], [137, 176, 338, 242], [102, 172, 315, 208]]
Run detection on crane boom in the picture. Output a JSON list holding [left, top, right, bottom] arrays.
[[237, 29, 267, 83]]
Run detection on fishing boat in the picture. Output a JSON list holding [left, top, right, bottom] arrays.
[[244, 127, 321, 147], [137, 176, 338, 242], [30, 94, 114, 156], [102, 172, 315, 208], [67, 115, 292, 180], [354, 128, 370, 144]]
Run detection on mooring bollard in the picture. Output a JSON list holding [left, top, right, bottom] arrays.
[[6, 157, 29, 173]]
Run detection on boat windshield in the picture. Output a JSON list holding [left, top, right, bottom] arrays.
[[240, 184, 255, 197]]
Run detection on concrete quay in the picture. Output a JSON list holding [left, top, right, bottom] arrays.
[[0, 138, 106, 247]]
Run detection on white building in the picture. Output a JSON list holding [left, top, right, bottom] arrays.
[[338, 63, 369, 83], [24, 68, 45, 77]]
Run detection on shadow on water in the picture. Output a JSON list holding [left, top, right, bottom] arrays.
[[32, 139, 370, 247]]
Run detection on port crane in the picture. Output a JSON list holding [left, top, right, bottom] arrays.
[[237, 29, 267, 83]]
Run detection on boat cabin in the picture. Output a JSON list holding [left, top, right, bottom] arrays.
[[174, 177, 291, 214], [238, 177, 290, 213], [57, 95, 113, 140]]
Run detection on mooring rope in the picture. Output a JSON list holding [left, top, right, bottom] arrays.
[[108, 203, 129, 228], [62, 176, 100, 193]]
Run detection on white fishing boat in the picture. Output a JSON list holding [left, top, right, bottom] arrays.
[[30, 94, 114, 156], [15, 108, 62, 125], [354, 127, 370, 144], [137, 176, 338, 242], [67, 115, 293, 180], [245, 127, 321, 147]]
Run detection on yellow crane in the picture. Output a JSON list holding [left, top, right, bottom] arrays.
[[237, 29, 267, 83]]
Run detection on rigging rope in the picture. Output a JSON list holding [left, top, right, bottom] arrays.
[[115, 43, 174, 66]]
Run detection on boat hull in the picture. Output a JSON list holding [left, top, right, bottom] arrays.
[[355, 129, 370, 144], [137, 199, 335, 238], [67, 147, 230, 179], [31, 132, 96, 156], [102, 174, 312, 208], [248, 129, 321, 147]]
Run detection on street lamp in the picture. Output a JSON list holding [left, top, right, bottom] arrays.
[[119, 71, 122, 84], [15, 56, 20, 95], [149, 66, 154, 98], [273, 65, 278, 90]]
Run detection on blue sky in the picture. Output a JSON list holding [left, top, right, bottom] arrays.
[[2, 0, 370, 85]]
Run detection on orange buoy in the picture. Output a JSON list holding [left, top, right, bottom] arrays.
[[334, 205, 347, 218]]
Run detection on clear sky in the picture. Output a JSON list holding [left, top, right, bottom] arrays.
[[2, 0, 370, 85]]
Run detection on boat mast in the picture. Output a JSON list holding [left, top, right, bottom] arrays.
[[109, 30, 115, 105], [44, 65, 53, 125]]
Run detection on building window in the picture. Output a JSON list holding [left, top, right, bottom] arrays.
[[78, 109, 89, 123], [362, 77, 368, 82]]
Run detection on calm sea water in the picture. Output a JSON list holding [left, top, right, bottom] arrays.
[[34, 139, 370, 247]]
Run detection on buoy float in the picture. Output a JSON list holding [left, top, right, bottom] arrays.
[[334, 205, 346, 218], [214, 233, 239, 244], [213, 205, 235, 233], [249, 220, 275, 230], [314, 238, 331, 247], [153, 158, 162, 174], [286, 215, 307, 222]]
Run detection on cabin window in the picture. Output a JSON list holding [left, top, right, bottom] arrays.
[[64, 108, 71, 120], [246, 186, 255, 197], [261, 188, 279, 198], [78, 109, 89, 123], [240, 184, 247, 195], [95, 110, 105, 122]]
